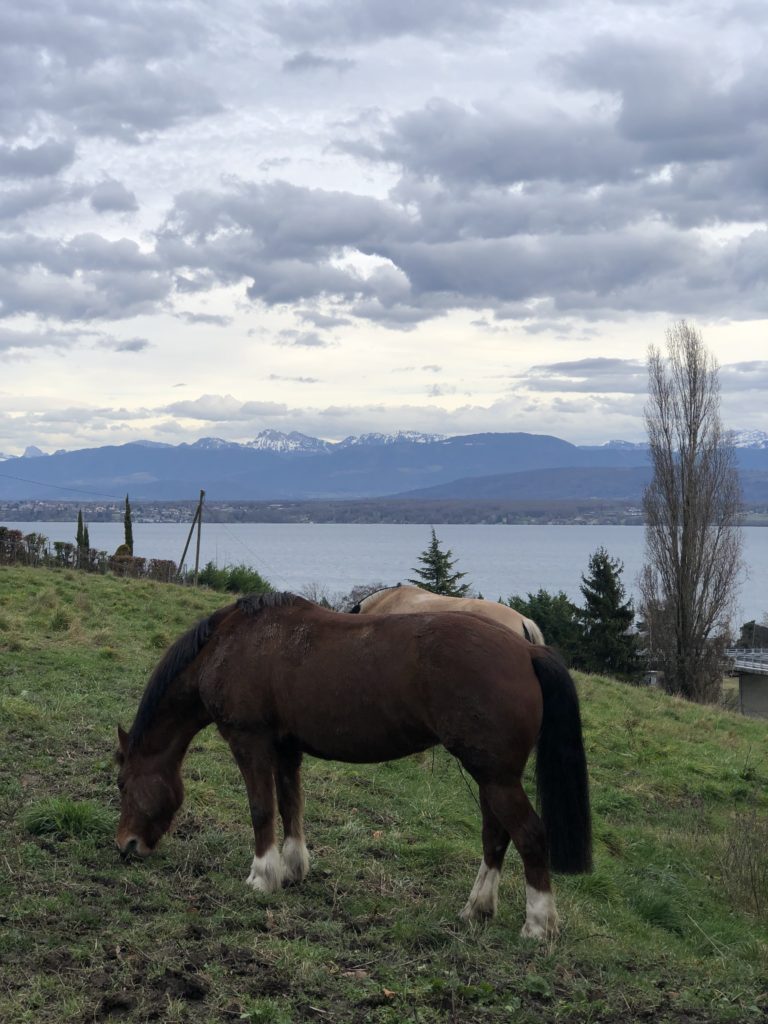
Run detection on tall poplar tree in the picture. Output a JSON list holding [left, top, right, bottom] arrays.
[[640, 321, 742, 701]]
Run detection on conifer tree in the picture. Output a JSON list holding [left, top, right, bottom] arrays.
[[408, 528, 470, 596], [76, 509, 85, 551], [124, 494, 134, 555], [579, 547, 638, 676]]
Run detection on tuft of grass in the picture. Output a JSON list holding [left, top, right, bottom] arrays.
[[49, 608, 70, 632], [239, 997, 294, 1023], [631, 892, 686, 936], [21, 797, 112, 839]]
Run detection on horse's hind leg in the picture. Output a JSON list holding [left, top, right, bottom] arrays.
[[275, 741, 309, 885], [460, 789, 510, 922], [223, 729, 284, 893], [482, 780, 559, 940]]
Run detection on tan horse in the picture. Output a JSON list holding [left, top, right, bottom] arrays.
[[116, 593, 590, 939], [352, 585, 545, 645]]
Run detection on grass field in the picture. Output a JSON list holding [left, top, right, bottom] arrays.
[[1, 564, 766, 1023]]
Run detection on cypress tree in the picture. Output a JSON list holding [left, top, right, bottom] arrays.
[[124, 494, 134, 555], [76, 509, 85, 550], [408, 528, 470, 596]]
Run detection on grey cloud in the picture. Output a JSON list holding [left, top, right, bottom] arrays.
[[0, 0, 219, 142], [101, 337, 151, 353], [520, 358, 648, 394], [560, 37, 768, 159], [268, 374, 320, 383], [719, 361, 768, 392], [177, 311, 233, 326], [0, 180, 89, 222], [0, 325, 148, 358], [0, 139, 76, 178], [90, 180, 139, 213], [162, 394, 289, 421], [151, 173, 768, 326], [0, 232, 172, 321], [0, 326, 84, 357], [276, 329, 330, 347], [282, 51, 356, 74], [262, 0, 531, 45], [345, 100, 640, 187], [297, 309, 351, 328]]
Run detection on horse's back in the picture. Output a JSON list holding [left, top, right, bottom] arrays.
[[361, 586, 532, 641], [199, 602, 542, 767]]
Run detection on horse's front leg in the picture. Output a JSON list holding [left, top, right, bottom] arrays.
[[275, 740, 309, 885], [223, 729, 283, 893]]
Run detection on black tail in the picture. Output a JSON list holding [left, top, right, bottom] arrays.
[[532, 651, 592, 874]]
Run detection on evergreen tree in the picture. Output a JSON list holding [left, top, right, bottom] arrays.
[[83, 524, 90, 551], [579, 547, 638, 676], [408, 528, 470, 596], [507, 589, 580, 666], [76, 509, 85, 550], [124, 494, 134, 555]]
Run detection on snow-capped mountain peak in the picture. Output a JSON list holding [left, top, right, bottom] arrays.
[[732, 429, 768, 449], [246, 430, 332, 453], [338, 430, 447, 448]]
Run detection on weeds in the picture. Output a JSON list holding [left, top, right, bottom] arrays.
[[719, 810, 768, 920]]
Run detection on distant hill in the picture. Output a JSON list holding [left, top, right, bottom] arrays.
[[0, 428, 766, 502]]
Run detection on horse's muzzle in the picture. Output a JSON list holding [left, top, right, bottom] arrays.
[[116, 834, 153, 859]]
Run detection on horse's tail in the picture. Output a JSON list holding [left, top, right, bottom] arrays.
[[531, 650, 592, 874], [523, 616, 545, 645]]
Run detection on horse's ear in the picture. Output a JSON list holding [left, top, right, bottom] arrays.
[[117, 724, 128, 752]]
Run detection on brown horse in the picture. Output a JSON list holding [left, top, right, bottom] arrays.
[[352, 584, 546, 645], [115, 593, 590, 938]]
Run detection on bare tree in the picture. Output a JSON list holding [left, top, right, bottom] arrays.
[[640, 321, 743, 702]]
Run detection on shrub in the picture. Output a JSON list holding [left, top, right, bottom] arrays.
[[198, 562, 272, 595]]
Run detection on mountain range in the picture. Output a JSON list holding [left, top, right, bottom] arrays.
[[1, 429, 767, 503]]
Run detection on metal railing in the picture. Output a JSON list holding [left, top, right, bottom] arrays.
[[725, 648, 768, 675]]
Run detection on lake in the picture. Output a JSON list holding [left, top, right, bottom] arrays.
[[4, 520, 767, 624]]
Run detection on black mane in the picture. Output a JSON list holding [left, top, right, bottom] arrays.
[[237, 591, 301, 615], [128, 591, 304, 751]]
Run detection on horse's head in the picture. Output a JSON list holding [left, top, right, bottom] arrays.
[[114, 725, 184, 858]]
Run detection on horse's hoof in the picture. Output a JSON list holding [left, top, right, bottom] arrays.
[[459, 903, 494, 923], [520, 918, 559, 941]]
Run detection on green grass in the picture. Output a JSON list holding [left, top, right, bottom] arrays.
[[1, 564, 766, 1023]]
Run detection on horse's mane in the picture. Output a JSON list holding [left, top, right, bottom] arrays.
[[237, 591, 304, 615], [128, 591, 302, 751], [348, 582, 402, 614]]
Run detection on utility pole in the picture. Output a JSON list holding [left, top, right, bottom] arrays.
[[177, 489, 205, 584]]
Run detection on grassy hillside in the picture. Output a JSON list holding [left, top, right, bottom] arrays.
[[1, 565, 766, 1023]]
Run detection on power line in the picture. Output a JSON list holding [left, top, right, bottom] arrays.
[[0, 471, 124, 500]]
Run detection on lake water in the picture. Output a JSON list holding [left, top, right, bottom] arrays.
[[4, 520, 767, 623]]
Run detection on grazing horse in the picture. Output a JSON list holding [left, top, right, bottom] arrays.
[[115, 593, 590, 938], [352, 584, 546, 645]]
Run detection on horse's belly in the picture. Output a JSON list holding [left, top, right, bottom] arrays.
[[288, 707, 437, 764]]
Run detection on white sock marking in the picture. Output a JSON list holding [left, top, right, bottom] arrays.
[[246, 844, 284, 893], [282, 836, 310, 883], [521, 883, 559, 940], [459, 860, 500, 921]]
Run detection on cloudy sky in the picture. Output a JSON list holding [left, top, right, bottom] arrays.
[[1, 0, 767, 455]]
